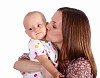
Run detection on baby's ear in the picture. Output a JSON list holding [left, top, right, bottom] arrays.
[[46, 22, 49, 26]]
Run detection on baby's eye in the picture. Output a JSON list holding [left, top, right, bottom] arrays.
[[29, 28, 32, 30], [37, 24, 42, 27]]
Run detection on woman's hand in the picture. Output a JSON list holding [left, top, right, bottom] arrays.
[[18, 53, 30, 74]]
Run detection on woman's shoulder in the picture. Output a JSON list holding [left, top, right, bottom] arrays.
[[70, 57, 90, 65], [68, 57, 91, 69], [66, 57, 93, 78]]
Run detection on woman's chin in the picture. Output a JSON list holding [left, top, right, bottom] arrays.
[[46, 37, 50, 41]]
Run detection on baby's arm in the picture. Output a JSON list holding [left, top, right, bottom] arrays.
[[36, 55, 64, 78]]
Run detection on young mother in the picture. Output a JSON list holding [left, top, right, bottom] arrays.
[[14, 7, 97, 78]]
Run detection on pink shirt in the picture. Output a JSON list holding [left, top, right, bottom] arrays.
[[59, 57, 93, 78]]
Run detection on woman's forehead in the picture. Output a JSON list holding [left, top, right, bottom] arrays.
[[52, 11, 62, 22]]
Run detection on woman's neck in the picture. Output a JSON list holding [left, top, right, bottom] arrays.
[[55, 43, 62, 50]]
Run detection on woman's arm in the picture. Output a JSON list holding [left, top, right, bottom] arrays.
[[13, 53, 43, 73], [13, 60, 43, 72]]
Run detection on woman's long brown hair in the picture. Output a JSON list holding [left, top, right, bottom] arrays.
[[58, 7, 97, 78]]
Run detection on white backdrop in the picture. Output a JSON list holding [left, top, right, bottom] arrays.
[[0, 0, 99, 78]]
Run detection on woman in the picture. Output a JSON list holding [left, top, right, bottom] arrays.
[[14, 7, 97, 78]]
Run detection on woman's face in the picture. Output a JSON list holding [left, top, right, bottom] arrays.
[[46, 11, 63, 47]]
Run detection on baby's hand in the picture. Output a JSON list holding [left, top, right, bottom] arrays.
[[41, 66, 53, 78], [18, 53, 30, 60]]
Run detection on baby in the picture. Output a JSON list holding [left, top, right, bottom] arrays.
[[22, 11, 62, 78]]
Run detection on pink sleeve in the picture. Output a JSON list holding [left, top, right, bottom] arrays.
[[66, 58, 93, 78]]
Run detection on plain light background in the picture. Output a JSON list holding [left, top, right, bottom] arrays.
[[0, 0, 99, 78]]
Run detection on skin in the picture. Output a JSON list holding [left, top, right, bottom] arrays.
[[24, 12, 47, 40], [14, 11, 64, 78], [46, 11, 63, 50], [14, 8, 97, 78]]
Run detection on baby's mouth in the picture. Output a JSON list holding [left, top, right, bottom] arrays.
[[36, 32, 41, 35]]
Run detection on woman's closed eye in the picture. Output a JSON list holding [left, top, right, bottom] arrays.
[[51, 21, 56, 28], [52, 24, 56, 28]]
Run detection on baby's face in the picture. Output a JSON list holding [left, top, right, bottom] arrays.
[[24, 13, 46, 40]]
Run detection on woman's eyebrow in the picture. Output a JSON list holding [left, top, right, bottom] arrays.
[[52, 21, 56, 23]]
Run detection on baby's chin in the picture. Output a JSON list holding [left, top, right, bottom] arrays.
[[37, 37, 46, 41], [36, 35, 46, 40], [31, 36, 37, 40]]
